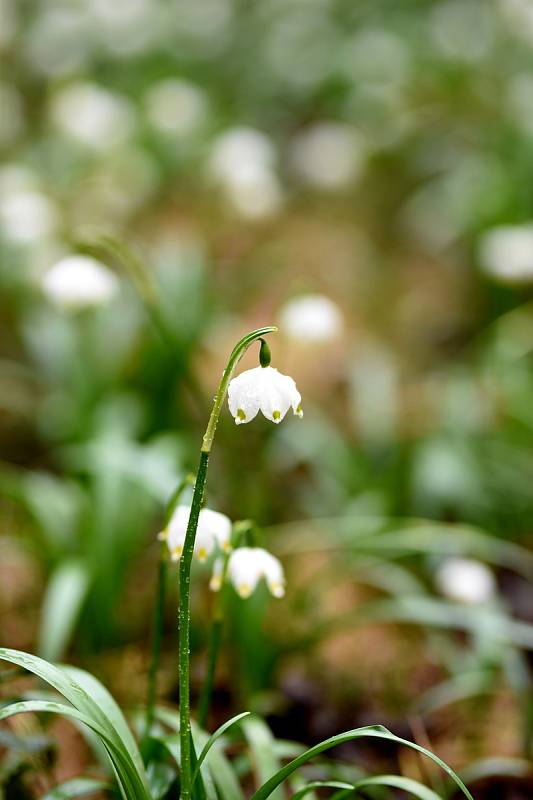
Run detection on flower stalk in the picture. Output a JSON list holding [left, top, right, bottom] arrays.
[[178, 326, 277, 800]]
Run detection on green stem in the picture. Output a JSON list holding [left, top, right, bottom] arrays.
[[178, 326, 277, 800], [144, 547, 168, 739]]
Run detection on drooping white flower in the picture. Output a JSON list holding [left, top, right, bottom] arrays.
[[228, 365, 302, 425], [41, 256, 119, 310], [159, 505, 231, 563], [279, 294, 342, 343], [478, 224, 533, 283], [435, 558, 496, 605], [224, 547, 285, 598]]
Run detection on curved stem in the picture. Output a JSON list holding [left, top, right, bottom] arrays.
[[179, 326, 276, 800]]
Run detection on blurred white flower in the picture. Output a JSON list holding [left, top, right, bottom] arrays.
[[228, 366, 303, 425], [89, 0, 158, 57], [159, 505, 231, 562], [500, 0, 533, 45], [341, 28, 411, 86], [0, 0, 16, 50], [289, 123, 364, 190], [0, 190, 57, 244], [478, 224, 533, 283], [208, 127, 283, 219], [222, 547, 285, 598], [145, 78, 208, 136], [430, 0, 495, 63], [279, 294, 342, 343], [435, 558, 496, 605], [209, 128, 275, 180], [50, 83, 135, 150], [25, 6, 92, 77], [41, 255, 119, 310]]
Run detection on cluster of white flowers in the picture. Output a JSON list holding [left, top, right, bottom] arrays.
[[435, 557, 496, 605], [160, 505, 285, 599], [159, 344, 298, 598], [41, 255, 119, 310]]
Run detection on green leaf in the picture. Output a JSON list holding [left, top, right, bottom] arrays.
[[249, 725, 472, 800], [38, 560, 90, 662], [457, 756, 533, 786], [291, 781, 354, 800], [242, 715, 283, 800], [156, 707, 242, 800], [40, 777, 111, 799], [192, 712, 251, 787], [352, 774, 443, 799], [0, 648, 151, 800]]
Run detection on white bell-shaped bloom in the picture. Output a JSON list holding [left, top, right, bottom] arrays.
[[228, 366, 302, 425], [159, 505, 231, 563], [279, 294, 343, 343], [435, 558, 496, 605], [41, 255, 119, 310], [224, 547, 285, 598]]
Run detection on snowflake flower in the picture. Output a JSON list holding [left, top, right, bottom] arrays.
[[211, 547, 285, 598], [159, 505, 231, 563], [41, 255, 118, 309], [228, 365, 302, 425]]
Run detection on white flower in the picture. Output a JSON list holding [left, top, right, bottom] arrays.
[[435, 558, 496, 605], [224, 547, 285, 598], [50, 82, 135, 150], [289, 122, 364, 190], [159, 505, 231, 563], [478, 224, 533, 283], [0, 190, 57, 244], [208, 127, 276, 182], [228, 366, 302, 425], [145, 79, 208, 137], [279, 294, 342, 343], [41, 255, 119, 310], [208, 127, 283, 219]]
